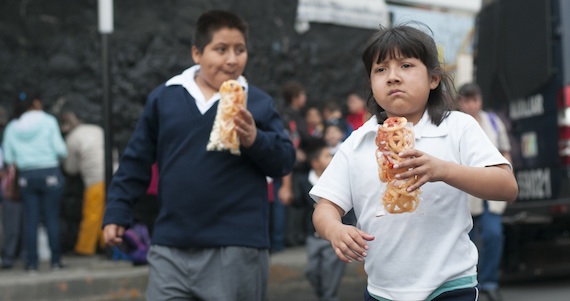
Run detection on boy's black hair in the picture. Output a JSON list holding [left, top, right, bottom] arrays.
[[361, 23, 459, 126], [305, 138, 328, 163], [281, 81, 305, 106], [193, 10, 249, 52]]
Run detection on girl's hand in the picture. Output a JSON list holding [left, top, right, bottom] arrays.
[[393, 149, 449, 192], [326, 223, 375, 263]]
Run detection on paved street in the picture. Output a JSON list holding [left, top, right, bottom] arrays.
[[1, 245, 570, 300]]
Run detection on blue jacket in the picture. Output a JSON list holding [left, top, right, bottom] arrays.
[[103, 83, 295, 249], [2, 111, 67, 170]]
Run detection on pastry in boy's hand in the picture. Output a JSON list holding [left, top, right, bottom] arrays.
[[207, 79, 247, 155]]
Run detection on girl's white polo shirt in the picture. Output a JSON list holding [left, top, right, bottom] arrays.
[[310, 111, 511, 301]]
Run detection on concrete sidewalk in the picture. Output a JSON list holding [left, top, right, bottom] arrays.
[[0, 246, 367, 301]]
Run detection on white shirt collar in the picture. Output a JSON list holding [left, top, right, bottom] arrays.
[[351, 110, 449, 150], [165, 65, 249, 114]]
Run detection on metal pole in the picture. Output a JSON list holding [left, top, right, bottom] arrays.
[[101, 33, 113, 189], [99, 0, 114, 189]]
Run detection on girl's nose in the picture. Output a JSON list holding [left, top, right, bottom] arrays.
[[387, 69, 401, 84]]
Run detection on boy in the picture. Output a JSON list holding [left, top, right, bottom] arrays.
[[299, 141, 356, 301], [102, 10, 295, 301]]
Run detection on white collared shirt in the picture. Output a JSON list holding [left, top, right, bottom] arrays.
[[165, 65, 249, 115], [310, 110, 510, 300]]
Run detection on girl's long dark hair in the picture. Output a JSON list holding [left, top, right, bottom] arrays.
[[361, 22, 458, 125]]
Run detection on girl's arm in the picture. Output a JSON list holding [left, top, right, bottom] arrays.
[[396, 149, 518, 202], [313, 198, 374, 263]]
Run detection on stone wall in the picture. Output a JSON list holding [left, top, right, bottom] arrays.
[[0, 0, 374, 150]]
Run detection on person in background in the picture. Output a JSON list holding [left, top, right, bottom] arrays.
[[132, 162, 160, 236], [322, 100, 352, 140], [310, 24, 517, 301], [102, 10, 295, 301], [305, 105, 325, 139], [300, 140, 356, 301], [458, 82, 513, 301], [279, 80, 311, 247], [0, 105, 24, 270], [323, 123, 345, 156], [58, 110, 105, 256], [2, 89, 68, 272], [345, 92, 368, 130]]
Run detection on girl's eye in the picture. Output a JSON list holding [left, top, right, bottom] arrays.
[[402, 63, 412, 68], [376, 67, 386, 73]]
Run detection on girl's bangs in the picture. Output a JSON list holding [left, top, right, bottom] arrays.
[[374, 33, 422, 64]]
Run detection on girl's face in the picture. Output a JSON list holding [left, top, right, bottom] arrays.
[[305, 107, 322, 126], [192, 27, 248, 97], [370, 53, 440, 124], [324, 125, 344, 147]]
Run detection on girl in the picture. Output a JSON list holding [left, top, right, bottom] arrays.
[[3, 90, 68, 272], [310, 24, 518, 301]]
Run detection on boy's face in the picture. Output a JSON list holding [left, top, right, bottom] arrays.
[[312, 148, 333, 174], [192, 27, 247, 92]]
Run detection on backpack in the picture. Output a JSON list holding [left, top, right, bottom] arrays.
[[111, 223, 151, 265]]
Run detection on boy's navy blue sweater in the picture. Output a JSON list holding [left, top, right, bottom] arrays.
[[103, 83, 295, 249]]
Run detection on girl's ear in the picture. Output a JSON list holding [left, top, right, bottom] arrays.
[[429, 74, 441, 90], [191, 46, 201, 64]]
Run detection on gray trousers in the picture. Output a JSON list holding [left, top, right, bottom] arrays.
[[1, 199, 23, 264], [146, 245, 269, 301], [305, 236, 347, 301]]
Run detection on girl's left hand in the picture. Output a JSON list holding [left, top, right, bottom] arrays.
[[392, 149, 449, 192], [235, 108, 257, 148]]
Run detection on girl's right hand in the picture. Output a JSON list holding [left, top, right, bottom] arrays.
[[327, 223, 375, 263]]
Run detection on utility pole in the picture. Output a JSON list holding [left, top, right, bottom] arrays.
[[98, 0, 114, 189]]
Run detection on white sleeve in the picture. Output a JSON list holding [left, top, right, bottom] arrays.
[[309, 147, 354, 214], [460, 118, 511, 169]]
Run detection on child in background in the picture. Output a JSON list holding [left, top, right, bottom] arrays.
[[310, 23, 517, 301], [345, 92, 368, 130], [305, 105, 325, 139], [322, 100, 352, 139], [299, 141, 356, 301], [323, 123, 345, 155]]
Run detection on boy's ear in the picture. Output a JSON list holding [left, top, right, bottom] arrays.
[[191, 46, 201, 64]]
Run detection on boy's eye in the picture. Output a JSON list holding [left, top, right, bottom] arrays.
[[215, 47, 226, 53]]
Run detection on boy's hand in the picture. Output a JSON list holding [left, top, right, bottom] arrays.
[[327, 223, 375, 263], [103, 224, 125, 247], [235, 108, 257, 148]]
